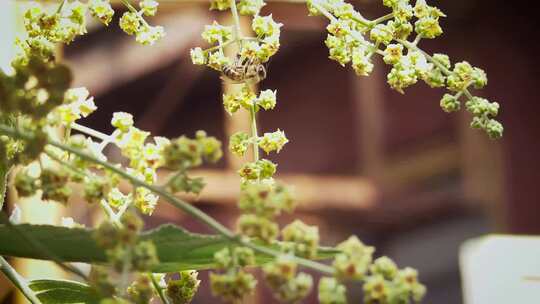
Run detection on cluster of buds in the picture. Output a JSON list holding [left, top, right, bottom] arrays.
[[190, 12, 282, 71], [210, 0, 265, 15], [161, 130, 222, 170], [236, 181, 295, 242], [88, 0, 115, 26], [166, 271, 201, 304], [263, 256, 314, 303], [18, 0, 162, 48], [93, 211, 159, 273], [118, 0, 165, 45], [363, 260, 426, 303], [14, 166, 72, 205], [126, 275, 154, 304], [316, 236, 426, 303], [307, 0, 503, 139], [333, 236, 374, 280], [210, 247, 257, 302], [318, 277, 347, 304], [281, 220, 320, 259], [23, 1, 88, 45], [48, 87, 97, 126], [223, 86, 278, 115], [1, 55, 72, 122], [111, 112, 222, 214]]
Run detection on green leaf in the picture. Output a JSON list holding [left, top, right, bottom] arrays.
[[0, 224, 338, 272], [0, 150, 9, 210], [29, 279, 102, 304]]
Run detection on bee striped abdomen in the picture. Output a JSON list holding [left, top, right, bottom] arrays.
[[221, 55, 267, 83]]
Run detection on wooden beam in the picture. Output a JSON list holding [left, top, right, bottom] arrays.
[[458, 110, 505, 230], [137, 169, 378, 212], [350, 56, 386, 182], [68, 8, 211, 96], [382, 141, 461, 195]]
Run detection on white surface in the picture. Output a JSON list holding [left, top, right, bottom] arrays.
[[460, 235, 540, 304]]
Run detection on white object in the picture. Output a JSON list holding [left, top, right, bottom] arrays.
[[460, 235, 540, 304]]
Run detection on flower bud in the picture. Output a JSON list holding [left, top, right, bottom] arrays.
[[14, 170, 38, 197], [139, 0, 159, 17], [111, 112, 133, 132], [264, 256, 313, 303], [440, 93, 460, 113], [383, 44, 404, 65], [201, 21, 233, 44], [229, 132, 250, 157], [257, 89, 277, 111], [89, 0, 114, 26], [190, 47, 206, 65], [415, 17, 443, 39], [132, 240, 159, 272], [210, 271, 257, 302], [119, 12, 141, 35], [281, 220, 319, 259], [237, 214, 279, 243], [318, 277, 347, 304], [370, 256, 398, 280], [40, 168, 72, 204], [370, 24, 394, 45], [258, 129, 289, 154], [127, 275, 153, 304], [136, 25, 165, 46], [166, 271, 201, 304], [238, 0, 266, 16], [252, 15, 282, 38], [84, 177, 111, 204], [210, 0, 230, 10], [333, 236, 374, 280]]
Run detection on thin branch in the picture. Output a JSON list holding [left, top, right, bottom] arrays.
[[249, 105, 260, 162], [370, 13, 393, 25], [71, 122, 110, 142], [150, 273, 170, 304], [229, 0, 243, 43], [0, 256, 41, 304]]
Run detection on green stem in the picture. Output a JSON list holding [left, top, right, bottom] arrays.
[[249, 105, 259, 161], [100, 199, 118, 223], [44, 149, 85, 179], [150, 273, 170, 304], [0, 124, 336, 276], [119, 249, 132, 296], [56, 0, 66, 14], [241, 241, 334, 274], [0, 256, 41, 304], [229, 0, 243, 43], [370, 13, 393, 26], [71, 122, 110, 142], [396, 38, 475, 98]]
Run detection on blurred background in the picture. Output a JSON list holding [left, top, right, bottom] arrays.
[[1, 0, 539, 303]]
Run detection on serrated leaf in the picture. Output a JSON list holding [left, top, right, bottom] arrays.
[[0, 152, 9, 210], [0, 224, 338, 272], [29, 279, 102, 304]]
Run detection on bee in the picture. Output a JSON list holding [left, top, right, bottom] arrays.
[[221, 54, 267, 84]]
